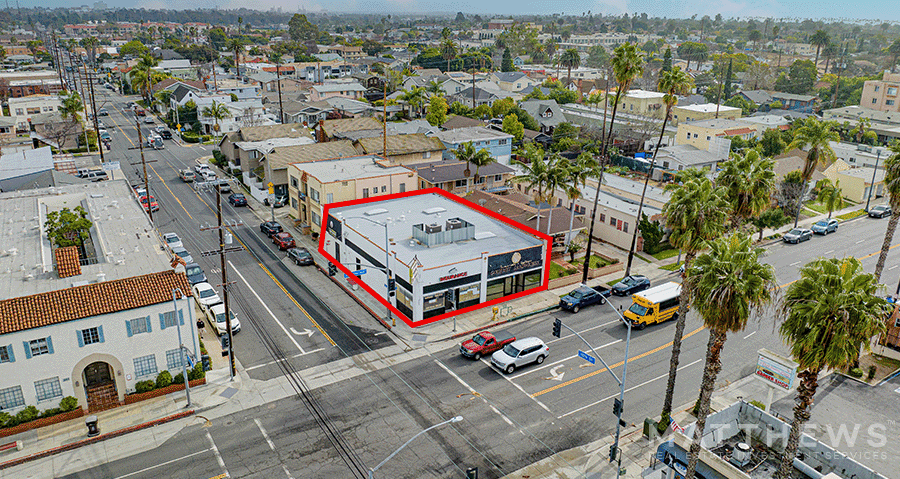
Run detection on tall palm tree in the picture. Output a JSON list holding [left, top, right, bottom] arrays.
[[201, 101, 230, 134], [400, 86, 426, 118], [888, 38, 900, 74], [625, 66, 693, 275], [810, 29, 830, 69], [785, 117, 840, 227], [511, 143, 550, 233], [228, 38, 245, 78], [59, 91, 83, 124], [560, 48, 581, 85], [873, 143, 900, 282], [582, 43, 644, 284], [659, 172, 730, 429], [565, 152, 600, 249], [133, 54, 160, 107], [684, 234, 777, 479], [815, 178, 845, 219], [440, 38, 458, 73], [469, 148, 496, 186], [542, 154, 570, 236], [716, 149, 777, 226], [776, 257, 888, 479], [425, 80, 444, 97]]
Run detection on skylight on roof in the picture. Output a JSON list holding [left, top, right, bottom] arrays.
[[423, 207, 447, 215], [474, 231, 496, 240], [364, 208, 388, 216]]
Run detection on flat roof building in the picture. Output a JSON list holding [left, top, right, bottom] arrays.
[[321, 191, 549, 326]]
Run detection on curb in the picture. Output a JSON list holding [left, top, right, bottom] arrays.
[[0, 410, 196, 471], [315, 263, 392, 330], [449, 304, 560, 340]]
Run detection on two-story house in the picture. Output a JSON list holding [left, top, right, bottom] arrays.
[[490, 72, 539, 93], [353, 134, 446, 166], [520, 99, 565, 134], [7, 95, 62, 132], [266, 141, 360, 217], [218, 124, 316, 191], [309, 83, 368, 102], [434, 127, 514, 165], [411, 159, 515, 195]]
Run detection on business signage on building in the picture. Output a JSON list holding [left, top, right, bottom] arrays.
[[487, 245, 543, 279], [754, 348, 798, 390], [326, 214, 342, 240], [439, 271, 467, 282]]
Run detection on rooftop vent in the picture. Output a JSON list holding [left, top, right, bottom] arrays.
[[423, 207, 446, 215], [365, 208, 388, 216]]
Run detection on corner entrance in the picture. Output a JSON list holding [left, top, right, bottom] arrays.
[[83, 361, 119, 412]]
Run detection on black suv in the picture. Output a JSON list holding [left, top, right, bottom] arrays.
[[160, 130, 172, 139], [287, 247, 314, 266], [260, 221, 283, 237], [611, 275, 651, 296], [228, 193, 247, 206]]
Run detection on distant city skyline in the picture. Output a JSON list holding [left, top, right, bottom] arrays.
[[12, 0, 900, 23]]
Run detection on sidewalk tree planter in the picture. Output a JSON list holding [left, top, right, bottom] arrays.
[[124, 378, 207, 405]]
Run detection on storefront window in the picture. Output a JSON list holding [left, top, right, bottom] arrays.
[[523, 271, 541, 290], [458, 284, 480, 304], [423, 292, 445, 312], [486, 279, 505, 302]]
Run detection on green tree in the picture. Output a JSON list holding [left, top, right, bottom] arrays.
[[502, 113, 524, 142], [425, 80, 444, 97], [717, 149, 776, 226], [722, 58, 734, 99], [723, 95, 756, 115], [659, 172, 730, 429], [473, 103, 491, 119], [288, 14, 319, 43], [501, 48, 514, 72], [887, 38, 900, 74], [425, 95, 448, 126], [751, 207, 788, 241], [400, 87, 427, 118], [120, 39, 148, 57], [508, 106, 540, 131], [227, 38, 245, 77], [683, 234, 776, 479], [815, 178, 845, 219], [759, 128, 787, 157], [59, 90, 83, 124], [810, 29, 830, 68], [560, 48, 581, 84], [510, 143, 551, 231], [44, 206, 92, 249], [586, 45, 610, 69], [776, 257, 887, 479], [551, 122, 577, 146], [774, 60, 817, 94], [873, 143, 900, 281], [201, 101, 230, 133], [491, 97, 515, 118], [638, 213, 664, 254], [661, 47, 672, 72], [785, 117, 839, 226], [564, 152, 600, 248], [440, 38, 458, 72]]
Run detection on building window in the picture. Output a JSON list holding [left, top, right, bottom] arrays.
[[310, 188, 320, 203], [290, 177, 299, 188], [79, 326, 104, 346], [455, 179, 467, 187], [311, 212, 321, 226], [363, 188, 369, 198], [609, 216, 616, 226], [685, 132, 690, 139], [421, 181, 427, 189], [888, 87, 898, 96], [423, 151, 432, 159], [14, 108, 23, 115], [133, 354, 158, 377], [127, 317, 150, 336], [160, 311, 183, 329], [27, 337, 51, 357], [0, 386, 24, 410], [495, 174, 502, 182], [599, 213, 606, 223], [381, 185, 386, 193], [873, 98, 879, 104], [34, 377, 62, 402], [623, 222, 629, 233], [399, 183, 406, 192], [0, 345, 11, 363], [326, 193, 333, 203], [291, 198, 298, 208], [166, 349, 184, 371], [499, 139, 508, 145], [888, 100, 896, 106], [874, 85, 880, 92]]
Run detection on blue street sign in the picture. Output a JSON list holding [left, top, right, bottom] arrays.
[[578, 350, 596, 365], [344, 268, 367, 278]]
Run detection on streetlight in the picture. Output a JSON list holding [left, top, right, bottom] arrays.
[[340, 215, 394, 326], [368, 416, 463, 479], [171, 288, 192, 408]]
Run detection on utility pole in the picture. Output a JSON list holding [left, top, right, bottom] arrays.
[[865, 150, 882, 212], [52, 34, 64, 89], [131, 114, 153, 222], [70, 51, 92, 154], [85, 61, 105, 163], [275, 60, 285, 124], [382, 78, 388, 161], [831, 42, 847, 110], [198, 183, 243, 381]]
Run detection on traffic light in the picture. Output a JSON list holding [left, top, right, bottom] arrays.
[[465, 467, 478, 479], [608, 444, 618, 463], [613, 398, 623, 416], [388, 277, 396, 292], [328, 262, 337, 276], [220, 334, 230, 350], [552, 318, 562, 338]]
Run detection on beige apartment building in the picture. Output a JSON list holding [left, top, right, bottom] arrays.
[[860, 71, 900, 113], [618, 90, 666, 118], [677, 118, 758, 152], [671, 103, 742, 125]]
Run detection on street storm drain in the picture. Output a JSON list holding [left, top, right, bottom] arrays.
[[412, 334, 428, 342]]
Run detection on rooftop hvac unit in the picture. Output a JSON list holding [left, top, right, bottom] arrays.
[[730, 442, 752, 468], [446, 218, 463, 230], [425, 223, 442, 234]]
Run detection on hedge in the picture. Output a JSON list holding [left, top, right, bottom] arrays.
[[0, 396, 80, 431]]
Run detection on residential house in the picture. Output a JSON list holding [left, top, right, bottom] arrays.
[[219, 124, 316, 179], [671, 103, 742, 125], [6, 95, 61, 132], [523, 129, 553, 147], [489, 72, 539, 93], [0, 181, 198, 414], [773, 151, 827, 184], [317, 117, 383, 142], [170, 86, 230, 110], [823, 159, 884, 203], [677, 118, 757, 152], [323, 45, 365, 61], [652, 144, 724, 179], [738, 89, 775, 107], [199, 99, 271, 135], [269, 141, 361, 221], [309, 82, 367, 102], [448, 86, 499, 109], [0, 116, 15, 140], [434, 127, 514, 165], [207, 79, 261, 101], [354, 133, 446, 166], [281, 101, 331, 128], [411, 159, 515, 195], [769, 92, 816, 113], [618, 89, 666, 118], [468, 189, 585, 247], [324, 97, 376, 118], [520, 99, 565, 134], [29, 113, 85, 151], [152, 78, 206, 96], [860, 71, 900, 113], [441, 115, 486, 130], [513, 55, 531, 67], [289, 155, 417, 233], [822, 105, 900, 144]]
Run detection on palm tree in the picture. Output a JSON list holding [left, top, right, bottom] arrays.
[[582, 43, 644, 284], [228, 38, 245, 78], [815, 178, 845, 219], [888, 38, 900, 74], [785, 117, 840, 227], [776, 257, 888, 479], [716, 149, 777, 226], [440, 38, 458, 73], [873, 143, 900, 282], [469, 148, 496, 186], [560, 48, 581, 85], [625, 66, 693, 275], [810, 29, 830, 69], [400, 87, 426, 118], [748, 30, 762, 51], [565, 152, 601, 249], [511, 143, 550, 233], [201, 101, 230, 134], [59, 91, 83, 124], [133, 54, 160, 107], [426, 80, 444, 97], [684, 234, 776, 479], [659, 172, 730, 429], [542, 154, 570, 236]]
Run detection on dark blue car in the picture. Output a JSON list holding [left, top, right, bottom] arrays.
[[228, 193, 247, 207]]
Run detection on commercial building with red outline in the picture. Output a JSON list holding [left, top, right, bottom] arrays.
[[318, 188, 551, 328]]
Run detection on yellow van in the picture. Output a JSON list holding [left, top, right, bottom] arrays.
[[623, 282, 681, 330]]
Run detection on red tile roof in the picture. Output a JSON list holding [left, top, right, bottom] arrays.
[[0, 270, 192, 334], [55, 246, 82, 279]]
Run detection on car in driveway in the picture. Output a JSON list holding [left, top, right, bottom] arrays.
[[611, 275, 651, 296], [191, 282, 222, 311], [490, 337, 550, 374], [162, 232, 183, 251], [783, 228, 813, 244], [869, 205, 892, 218], [171, 246, 193, 264], [206, 303, 241, 335], [287, 247, 314, 265], [228, 193, 247, 206], [185, 263, 206, 285], [273, 232, 296, 250], [260, 221, 282, 237], [811, 218, 839, 235]]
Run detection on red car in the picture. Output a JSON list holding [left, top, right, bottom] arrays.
[[139, 195, 159, 212], [272, 232, 295, 250]]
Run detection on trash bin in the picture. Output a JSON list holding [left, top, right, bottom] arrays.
[[85, 415, 100, 437]]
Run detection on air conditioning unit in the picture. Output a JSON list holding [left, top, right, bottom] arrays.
[[425, 223, 442, 234], [730, 442, 752, 468], [446, 218, 463, 230]]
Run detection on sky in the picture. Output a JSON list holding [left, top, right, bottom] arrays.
[[19, 0, 900, 23]]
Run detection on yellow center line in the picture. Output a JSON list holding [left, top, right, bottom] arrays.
[[148, 163, 193, 221], [857, 241, 900, 261], [532, 325, 707, 398]]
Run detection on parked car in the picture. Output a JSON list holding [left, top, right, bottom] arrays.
[[76, 167, 98, 178], [82, 170, 108, 182], [228, 193, 247, 206], [99, 130, 111, 141], [491, 337, 550, 374], [162, 232, 183, 251], [869, 205, 891, 218], [194, 163, 211, 175], [559, 284, 612, 313], [191, 282, 222, 311], [179, 169, 196, 182], [154, 125, 167, 133], [460, 330, 515, 360], [201, 170, 217, 182], [97, 107, 109, 116], [139, 195, 159, 212], [160, 129, 172, 139], [143, 116, 154, 124], [260, 221, 282, 237], [264, 195, 288, 207], [811, 218, 839, 235], [273, 232, 296, 250], [206, 303, 241, 335], [611, 275, 651, 296], [287, 247, 313, 265], [171, 246, 193, 264], [783, 228, 813, 244], [185, 263, 206, 285], [215, 178, 231, 192]]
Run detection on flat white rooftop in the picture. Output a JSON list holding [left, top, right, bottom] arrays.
[[677, 103, 741, 114], [625, 89, 665, 99], [295, 155, 412, 183]]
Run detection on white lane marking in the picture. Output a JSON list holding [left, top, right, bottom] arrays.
[[254, 418, 277, 450], [547, 319, 619, 344], [290, 327, 315, 337], [199, 145, 206, 150], [856, 239, 865, 244], [789, 261, 801, 267], [510, 339, 622, 379], [890, 265, 899, 271], [480, 358, 553, 413], [434, 360, 526, 435], [205, 430, 228, 475], [114, 449, 211, 479], [824, 250, 834, 255], [490, 405, 514, 426], [743, 331, 757, 340], [559, 358, 703, 419], [230, 260, 305, 354], [244, 348, 326, 371]]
